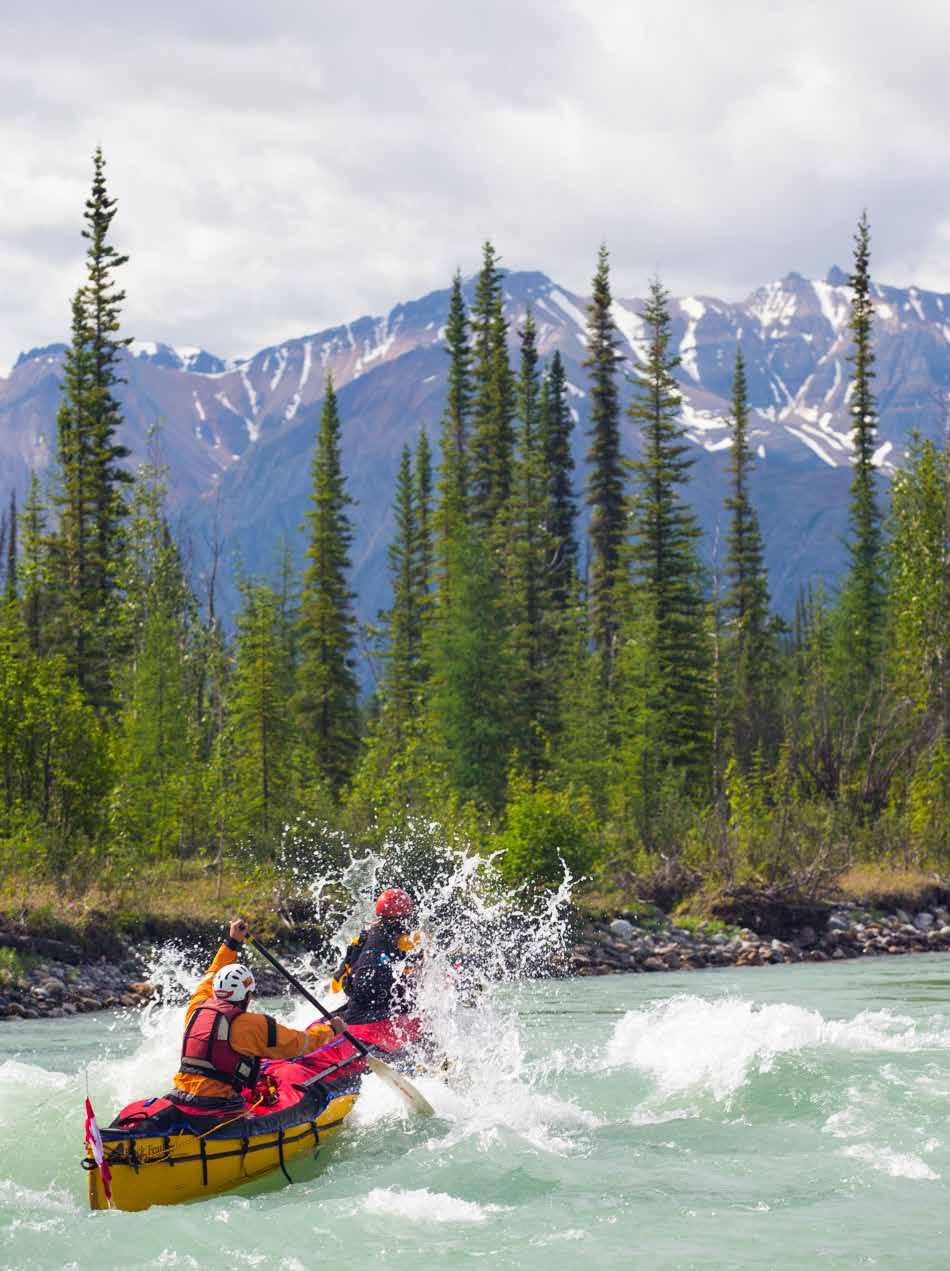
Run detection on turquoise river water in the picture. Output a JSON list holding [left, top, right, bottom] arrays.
[[2, 954, 949, 1270]]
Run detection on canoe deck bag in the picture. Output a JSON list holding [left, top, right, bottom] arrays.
[[179, 998, 276, 1093]]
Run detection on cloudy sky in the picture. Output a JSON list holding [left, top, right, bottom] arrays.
[[3, 0, 950, 371]]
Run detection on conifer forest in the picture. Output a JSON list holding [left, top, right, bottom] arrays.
[[3, 154, 949, 907]]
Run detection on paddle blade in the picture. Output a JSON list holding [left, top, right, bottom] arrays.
[[366, 1056, 435, 1116]]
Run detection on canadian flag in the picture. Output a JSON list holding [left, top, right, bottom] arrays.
[[84, 1097, 113, 1206]]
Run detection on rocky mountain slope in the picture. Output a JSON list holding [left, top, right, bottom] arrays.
[[2, 267, 948, 630]]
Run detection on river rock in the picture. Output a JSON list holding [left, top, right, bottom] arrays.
[[610, 919, 635, 941]]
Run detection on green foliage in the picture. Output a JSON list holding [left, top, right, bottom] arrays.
[[495, 775, 596, 888], [426, 526, 512, 811], [888, 433, 950, 721], [12, 221, 950, 912]]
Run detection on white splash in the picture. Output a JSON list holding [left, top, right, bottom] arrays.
[[360, 1186, 506, 1223], [604, 996, 950, 1103], [843, 1144, 940, 1181]]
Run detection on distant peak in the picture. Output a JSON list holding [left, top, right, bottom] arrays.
[[826, 265, 849, 286], [13, 343, 68, 370]]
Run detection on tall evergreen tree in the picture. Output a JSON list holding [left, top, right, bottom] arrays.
[[627, 276, 709, 775], [83, 145, 133, 605], [381, 445, 424, 736], [506, 309, 553, 777], [540, 349, 578, 614], [48, 149, 131, 702], [584, 244, 625, 674], [840, 210, 884, 688], [722, 348, 774, 763], [469, 242, 515, 531], [294, 376, 360, 793], [435, 271, 471, 565]]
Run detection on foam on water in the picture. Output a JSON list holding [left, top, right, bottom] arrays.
[[604, 994, 950, 1102], [842, 1143, 940, 1181], [359, 1186, 507, 1223]]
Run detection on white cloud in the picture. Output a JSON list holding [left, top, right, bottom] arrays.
[[3, 0, 950, 369]]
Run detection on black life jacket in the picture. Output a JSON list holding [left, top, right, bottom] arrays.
[[178, 998, 274, 1093], [334, 923, 421, 1022]]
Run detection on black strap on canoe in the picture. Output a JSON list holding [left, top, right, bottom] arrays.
[[276, 1128, 292, 1184], [199, 1137, 208, 1187]]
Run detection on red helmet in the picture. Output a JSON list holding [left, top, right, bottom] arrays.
[[375, 887, 414, 920]]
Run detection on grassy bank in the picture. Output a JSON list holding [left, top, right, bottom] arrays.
[[3, 860, 948, 962]]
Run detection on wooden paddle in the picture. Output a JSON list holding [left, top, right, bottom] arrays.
[[248, 935, 434, 1117]]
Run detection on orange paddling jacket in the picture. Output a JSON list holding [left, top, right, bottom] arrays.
[[173, 943, 336, 1101]]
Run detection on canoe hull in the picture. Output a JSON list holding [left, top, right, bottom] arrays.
[[86, 1087, 358, 1211]]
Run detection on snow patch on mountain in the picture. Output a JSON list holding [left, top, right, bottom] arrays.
[[749, 281, 798, 330], [785, 426, 837, 467], [548, 289, 589, 339], [812, 281, 850, 336], [610, 300, 648, 364]]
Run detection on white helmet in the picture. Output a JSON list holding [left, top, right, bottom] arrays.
[[212, 963, 255, 1003]]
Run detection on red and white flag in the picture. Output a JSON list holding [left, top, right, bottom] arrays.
[[84, 1097, 113, 1206]]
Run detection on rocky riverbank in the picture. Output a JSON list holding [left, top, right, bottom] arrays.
[[570, 903, 950, 975], [0, 930, 290, 1021], [4, 900, 950, 1019]]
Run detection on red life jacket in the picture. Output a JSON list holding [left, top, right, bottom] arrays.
[[179, 998, 273, 1093]]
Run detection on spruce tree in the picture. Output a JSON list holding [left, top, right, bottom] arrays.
[[627, 276, 710, 775], [506, 309, 553, 777], [723, 348, 774, 763], [48, 148, 131, 702], [382, 445, 423, 735], [584, 244, 625, 674], [435, 271, 471, 561], [540, 350, 578, 615], [294, 376, 360, 793], [841, 211, 884, 689], [469, 242, 515, 532], [83, 145, 133, 606]]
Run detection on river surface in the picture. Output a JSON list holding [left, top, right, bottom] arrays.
[[2, 955, 949, 1270]]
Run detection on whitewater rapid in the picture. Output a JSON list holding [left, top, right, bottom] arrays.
[[2, 953, 950, 1269]]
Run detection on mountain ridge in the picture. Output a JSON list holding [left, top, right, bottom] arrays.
[[3, 265, 948, 628]]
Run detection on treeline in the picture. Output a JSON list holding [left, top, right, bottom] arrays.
[[2, 156, 949, 902]]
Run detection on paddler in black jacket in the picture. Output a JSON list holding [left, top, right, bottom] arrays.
[[331, 888, 422, 1025]]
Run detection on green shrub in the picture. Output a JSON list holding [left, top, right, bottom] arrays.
[[495, 777, 596, 889]]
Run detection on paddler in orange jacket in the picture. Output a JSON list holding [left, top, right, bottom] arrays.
[[172, 917, 345, 1110]]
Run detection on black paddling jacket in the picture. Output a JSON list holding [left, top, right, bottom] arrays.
[[331, 922, 421, 1024]]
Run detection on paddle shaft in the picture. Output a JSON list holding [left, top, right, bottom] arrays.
[[248, 936, 370, 1058]]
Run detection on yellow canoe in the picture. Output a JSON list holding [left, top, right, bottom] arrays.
[[86, 1080, 359, 1212]]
